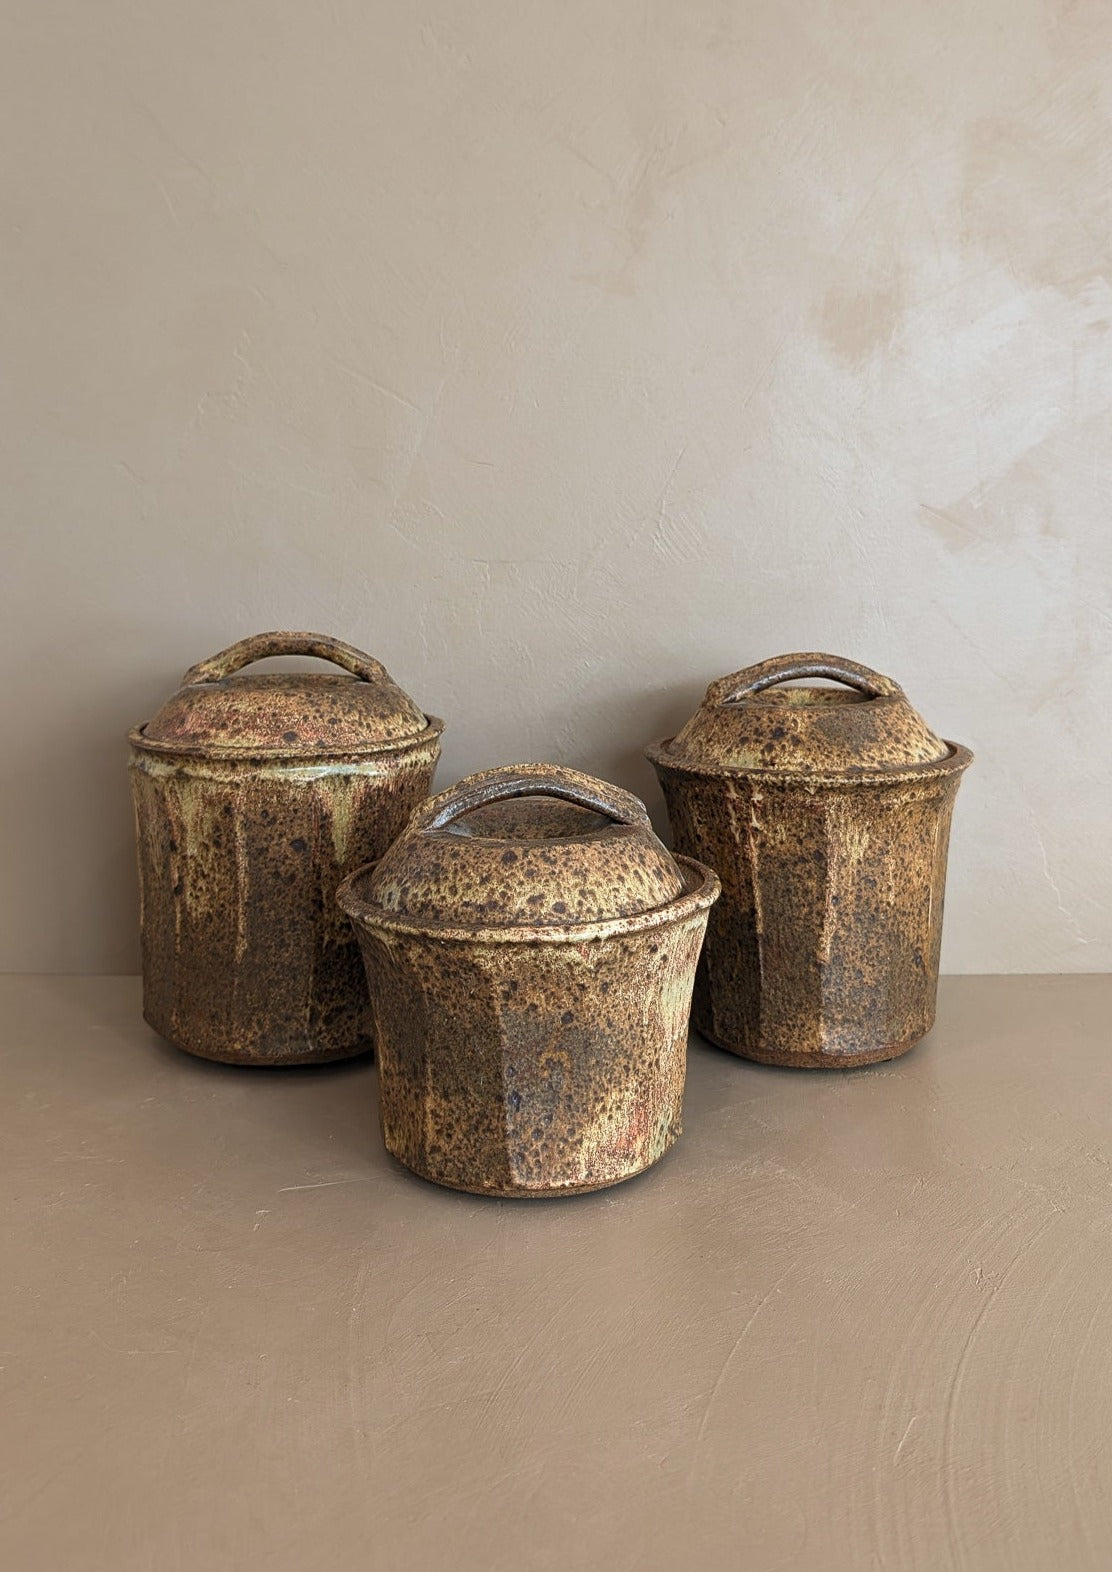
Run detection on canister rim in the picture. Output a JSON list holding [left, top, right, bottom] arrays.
[[337, 853, 720, 945]]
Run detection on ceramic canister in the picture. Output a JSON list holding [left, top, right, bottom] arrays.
[[647, 654, 971, 1068], [338, 764, 719, 1196], [129, 631, 442, 1064]]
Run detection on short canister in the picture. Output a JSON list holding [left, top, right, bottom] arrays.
[[337, 764, 719, 1196], [647, 653, 971, 1068], [129, 631, 443, 1065]]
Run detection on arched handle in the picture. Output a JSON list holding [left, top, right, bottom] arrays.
[[181, 631, 389, 687], [411, 763, 652, 835], [705, 652, 904, 707]]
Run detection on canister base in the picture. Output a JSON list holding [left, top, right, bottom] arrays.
[[143, 1011, 373, 1068], [386, 1133, 679, 1199], [693, 1023, 927, 1070]]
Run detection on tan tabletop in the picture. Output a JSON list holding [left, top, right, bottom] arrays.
[[3, 974, 1111, 1570]]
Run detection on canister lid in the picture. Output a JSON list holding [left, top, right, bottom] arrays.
[[134, 632, 436, 758], [654, 653, 951, 774], [355, 764, 687, 930]]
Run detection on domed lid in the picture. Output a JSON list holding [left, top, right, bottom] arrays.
[[350, 763, 686, 931], [133, 632, 437, 759], [654, 653, 950, 774]]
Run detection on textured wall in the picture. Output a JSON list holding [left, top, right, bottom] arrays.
[[2, 0, 1109, 974]]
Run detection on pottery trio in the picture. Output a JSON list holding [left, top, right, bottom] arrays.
[[131, 634, 970, 1195]]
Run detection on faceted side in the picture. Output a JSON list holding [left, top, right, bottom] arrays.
[[130, 742, 437, 1064], [655, 762, 964, 1067], [355, 913, 709, 1197], [656, 769, 769, 1057], [357, 926, 517, 1192], [814, 780, 961, 1062]]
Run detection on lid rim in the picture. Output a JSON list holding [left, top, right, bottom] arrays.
[[646, 738, 973, 785], [128, 716, 445, 762], [338, 854, 720, 944]]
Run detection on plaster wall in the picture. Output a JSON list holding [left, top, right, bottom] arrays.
[[2, 0, 1109, 972]]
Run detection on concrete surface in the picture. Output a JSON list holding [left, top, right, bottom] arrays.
[[3, 1, 1112, 974], [4, 973, 1112, 1569]]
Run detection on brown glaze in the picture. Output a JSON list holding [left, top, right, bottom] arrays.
[[670, 652, 949, 772], [648, 654, 972, 1068], [369, 767, 685, 927], [337, 764, 719, 1196], [143, 631, 428, 754], [129, 632, 442, 1065]]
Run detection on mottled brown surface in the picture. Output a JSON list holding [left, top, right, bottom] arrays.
[[671, 652, 949, 772], [131, 747, 440, 1065], [130, 633, 442, 1065], [142, 672, 429, 755], [653, 758, 968, 1067], [649, 655, 971, 1068], [369, 798, 684, 928], [348, 887, 713, 1195], [143, 631, 429, 754], [338, 765, 719, 1195]]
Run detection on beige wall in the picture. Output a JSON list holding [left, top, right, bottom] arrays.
[[2, 0, 1109, 975]]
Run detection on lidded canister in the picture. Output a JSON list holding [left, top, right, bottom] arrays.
[[337, 764, 719, 1196], [129, 632, 443, 1065], [647, 654, 972, 1068]]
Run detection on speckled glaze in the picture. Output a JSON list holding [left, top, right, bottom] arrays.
[[648, 654, 972, 1068], [337, 764, 719, 1196], [129, 632, 442, 1065]]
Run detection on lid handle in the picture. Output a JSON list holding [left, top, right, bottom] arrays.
[[411, 764, 652, 835], [181, 631, 389, 687], [706, 652, 904, 707]]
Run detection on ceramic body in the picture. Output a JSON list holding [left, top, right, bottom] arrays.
[[129, 632, 441, 1065], [338, 765, 719, 1195], [651, 755, 969, 1067], [648, 654, 972, 1069]]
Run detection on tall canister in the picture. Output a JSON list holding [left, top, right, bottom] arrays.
[[647, 654, 971, 1068], [129, 632, 443, 1065], [337, 764, 719, 1196]]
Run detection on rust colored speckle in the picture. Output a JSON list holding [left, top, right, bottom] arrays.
[[338, 764, 719, 1196], [647, 653, 971, 1069], [130, 631, 443, 1067]]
